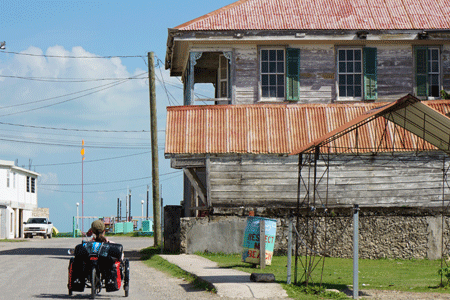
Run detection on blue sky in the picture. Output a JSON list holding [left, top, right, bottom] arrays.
[[0, 0, 233, 232]]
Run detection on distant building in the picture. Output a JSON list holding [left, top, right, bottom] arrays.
[[0, 160, 40, 239]]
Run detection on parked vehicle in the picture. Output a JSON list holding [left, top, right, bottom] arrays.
[[23, 217, 53, 239]]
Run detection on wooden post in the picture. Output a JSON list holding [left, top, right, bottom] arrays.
[[148, 52, 161, 246], [260, 220, 266, 269]]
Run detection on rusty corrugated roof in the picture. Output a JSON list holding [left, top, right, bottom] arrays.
[[165, 98, 450, 155], [174, 0, 450, 31]]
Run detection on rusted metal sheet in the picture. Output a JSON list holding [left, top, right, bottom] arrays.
[[175, 0, 450, 31], [165, 99, 450, 156]]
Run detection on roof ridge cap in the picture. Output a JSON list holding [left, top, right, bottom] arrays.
[[174, 0, 252, 30]]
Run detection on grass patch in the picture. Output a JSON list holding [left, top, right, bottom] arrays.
[[0, 239, 26, 242], [197, 252, 450, 299], [140, 246, 216, 293]]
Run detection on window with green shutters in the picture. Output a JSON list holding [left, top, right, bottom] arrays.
[[260, 48, 300, 101], [363, 47, 377, 100], [286, 48, 300, 101], [337, 47, 377, 101], [415, 46, 441, 99]]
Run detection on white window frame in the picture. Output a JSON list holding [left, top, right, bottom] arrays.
[[259, 47, 286, 102], [6, 170, 10, 188], [427, 47, 441, 100], [218, 54, 229, 99], [336, 47, 363, 101]]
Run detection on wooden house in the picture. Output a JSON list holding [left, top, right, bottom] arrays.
[[165, 0, 450, 215], [163, 0, 450, 258]]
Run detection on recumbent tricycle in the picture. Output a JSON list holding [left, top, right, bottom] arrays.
[[68, 241, 130, 298]]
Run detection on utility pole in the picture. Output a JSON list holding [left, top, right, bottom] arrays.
[[148, 52, 161, 246]]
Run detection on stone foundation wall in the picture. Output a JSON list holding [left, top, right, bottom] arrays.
[[180, 208, 449, 259]]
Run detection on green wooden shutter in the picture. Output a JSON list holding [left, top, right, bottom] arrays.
[[286, 48, 300, 101], [415, 46, 428, 97], [363, 47, 377, 100]]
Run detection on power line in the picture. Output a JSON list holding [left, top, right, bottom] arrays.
[[38, 173, 183, 194], [0, 72, 148, 111], [0, 121, 150, 133], [0, 136, 151, 149], [40, 171, 179, 186], [33, 150, 152, 167], [0, 51, 145, 59], [0, 74, 146, 82]]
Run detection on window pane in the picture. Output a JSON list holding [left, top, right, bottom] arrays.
[[277, 74, 284, 86], [277, 86, 284, 97], [339, 75, 346, 85], [262, 62, 268, 73], [262, 86, 269, 97], [347, 86, 354, 96], [277, 50, 284, 61], [339, 86, 346, 97], [339, 50, 345, 61], [355, 50, 361, 60], [269, 62, 276, 73], [431, 49, 438, 61], [355, 62, 361, 73], [432, 62, 439, 73], [277, 62, 284, 73], [354, 75, 361, 85], [269, 86, 277, 97], [269, 50, 276, 61], [355, 86, 362, 97], [347, 74, 354, 85], [431, 74, 439, 85], [262, 74, 268, 85], [261, 50, 268, 61], [347, 62, 353, 73], [270, 74, 276, 85], [347, 50, 353, 60]]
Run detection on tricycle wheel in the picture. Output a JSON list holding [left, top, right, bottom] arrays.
[[91, 268, 99, 298]]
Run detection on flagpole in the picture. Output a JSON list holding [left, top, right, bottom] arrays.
[[81, 140, 85, 234]]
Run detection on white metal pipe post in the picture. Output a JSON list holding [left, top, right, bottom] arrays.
[[353, 204, 359, 299]]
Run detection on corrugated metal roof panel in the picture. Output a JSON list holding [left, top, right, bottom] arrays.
[[166, 100, 450, 155], [175, 0, 450, 31]]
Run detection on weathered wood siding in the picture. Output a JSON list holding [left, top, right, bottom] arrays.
[[377, 45, 413, 101], [234, 45, 258, 104], [297, 45, 335, 103], [443, 44, 450, 92], [208, 153, 449, 208]]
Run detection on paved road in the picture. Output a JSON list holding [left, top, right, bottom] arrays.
[[0, 237, 231, 300]]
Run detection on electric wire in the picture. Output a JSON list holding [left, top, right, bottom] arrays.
[[0, 72, 148, 113], [40, 171, 179, 186], [0, 51, 144, 59]]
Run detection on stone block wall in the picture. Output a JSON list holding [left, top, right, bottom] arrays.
[[180, 208, 449, 259]]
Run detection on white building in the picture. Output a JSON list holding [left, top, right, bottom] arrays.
[[0, 160, 40, 239]]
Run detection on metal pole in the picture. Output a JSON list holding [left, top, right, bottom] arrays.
[[146, 185, 149, 220], [287, 217, 293, 284], [260, 220, 266, 269], [149, 51, 161, 246], [353, 204, 359, 299], [129, 189, 132, 221], [117, 198, 120, 221]]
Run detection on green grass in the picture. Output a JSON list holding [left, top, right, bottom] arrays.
[[140, 246, 216, 293], [196, 252, 450, 299], [0, 239, 26, 242]]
